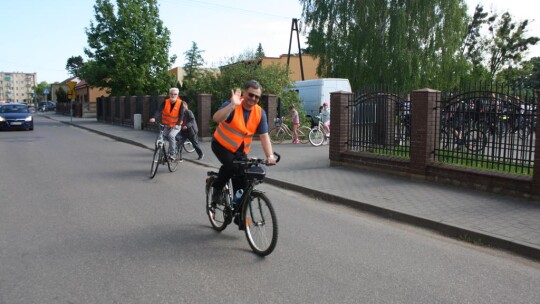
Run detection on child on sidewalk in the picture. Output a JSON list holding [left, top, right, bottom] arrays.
[[289, 104, 300, 144]]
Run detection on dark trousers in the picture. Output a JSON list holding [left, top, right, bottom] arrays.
[[211, 140, 247, 194], [176, 132, 203, 158]]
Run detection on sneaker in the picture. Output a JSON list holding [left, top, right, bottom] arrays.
[[177, 157, 183, 162], [197, 153, 204, 160], [168, 155, 176, 162], [293, 139, 299, 144]]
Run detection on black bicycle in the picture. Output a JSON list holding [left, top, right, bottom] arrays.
[[205, 153, 281, 256], [149, 123, 178, 178]]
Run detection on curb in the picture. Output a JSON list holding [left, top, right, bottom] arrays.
[[266, 178, 540, 262]]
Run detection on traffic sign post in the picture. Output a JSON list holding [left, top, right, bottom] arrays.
[[67, 81, 77, 123]]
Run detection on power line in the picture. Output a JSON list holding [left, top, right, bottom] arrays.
[[161, 0, 297, 20]]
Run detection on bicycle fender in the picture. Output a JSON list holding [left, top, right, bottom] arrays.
[[250, 189, 266, 196]]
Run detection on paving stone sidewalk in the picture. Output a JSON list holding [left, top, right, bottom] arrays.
[[44, 113, 540, 261]]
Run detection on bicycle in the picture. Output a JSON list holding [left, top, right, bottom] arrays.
[[205, 153, 281, 256], [307, 115, 330, 146], [440, 124, 487, 152], [268, 117, 310, 144], [174, 134, 196, 154], [149, 123, 179, 179]]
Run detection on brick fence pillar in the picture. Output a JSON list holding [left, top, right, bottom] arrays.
[[119, 96, 125, 125], [197, 93, 212, 139], [262, 94, 278, 125], [409, 88, 439, 176], [532, 90, 540, 195], [329, 91, 352, 161]]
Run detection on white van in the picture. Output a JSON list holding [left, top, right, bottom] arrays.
[[290, 78, 352, 116]]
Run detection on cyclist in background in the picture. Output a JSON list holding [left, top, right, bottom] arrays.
[[149, 88, 186, 162], [289, 104, 300, 144], [211, 80, 277, 205]]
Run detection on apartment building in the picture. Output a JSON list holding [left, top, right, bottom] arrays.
[[0, 72, 37, 103]]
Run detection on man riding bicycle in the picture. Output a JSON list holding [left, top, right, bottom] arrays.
[[148, 88, 186, 162], [211, 80, 277, 210]]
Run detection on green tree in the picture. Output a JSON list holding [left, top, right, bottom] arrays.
[[66, 56, 84, 77], [527, 57, 540, 89], [55, 87, 69, 103], [183, 41, 205, 81], [34, 81, 51, 101], [463, 5, 539, 80], [255, 43, 265, 59], [299, 0, 469, 91], [81, 0, 176, 96]]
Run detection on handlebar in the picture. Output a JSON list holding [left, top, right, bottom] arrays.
[[233, 152, 281, 166]]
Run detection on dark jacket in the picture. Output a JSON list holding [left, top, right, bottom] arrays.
[[181, 109, 198, 137]]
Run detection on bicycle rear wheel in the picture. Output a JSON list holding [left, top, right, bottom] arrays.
[[183, 139, 195, 153], [149, 147, 160, 179], [269, 127, 285, 144], [243, 191, 278, 256], [206, 176, 230, 231], [297, 126, 310, 144], [308, 128, 324, 146]]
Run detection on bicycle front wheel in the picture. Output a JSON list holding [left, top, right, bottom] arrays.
[[164, 142, 178, 172], [297, 126, 310, 144], [206, 176, 230, 231], [183, 139, 195, 153], [309, 128, 324, 146], [243, 192, 278, 257], [149, 147, 160, 179], [464, 129, 487, 152], [269, 127, 285, 144]]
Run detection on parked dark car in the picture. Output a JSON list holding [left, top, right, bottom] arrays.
[[0, 103, 34, 131], [38, 101, 56, 112]]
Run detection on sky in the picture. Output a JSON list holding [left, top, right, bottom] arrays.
[[1, 0, 539, 84]]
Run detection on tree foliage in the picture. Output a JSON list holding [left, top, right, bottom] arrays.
[[255, 43, 265, 59], [34, 81, 51, 100], [55, 87, 69, 103], [66, 56, 84, 77], [183, 41, 205, 81], [465, 5, 540, 80], [81, 0, 176, 96], [300, 0, 469, 91]]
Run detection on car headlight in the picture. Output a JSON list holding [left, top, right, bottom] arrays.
[[0, 116, 5, 122], [25, 116, 33, 122]]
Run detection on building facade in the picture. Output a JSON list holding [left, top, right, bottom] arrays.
[[260, 54, 320, 81], [0, 72, 37, 103]]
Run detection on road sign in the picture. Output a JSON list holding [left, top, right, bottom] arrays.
[[43, 88, 50, 95], [68, 89, 76, 99], [67, 81, 77, 90]]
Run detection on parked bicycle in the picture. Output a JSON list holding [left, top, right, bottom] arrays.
[[149, 123, 179, 179], [205, 153, 281, 256], [307, 115, 330, 146], [269, 117, 310, 144], [440, 123, 487, 152]]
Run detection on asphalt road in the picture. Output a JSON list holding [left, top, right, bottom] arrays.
[[1, 115, 539, 304]]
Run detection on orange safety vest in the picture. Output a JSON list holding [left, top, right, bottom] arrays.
[[162, 98, 183, 127], [214, 104, 262, 154]]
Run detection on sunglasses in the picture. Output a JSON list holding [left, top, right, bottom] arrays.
[[248, 92, 261, 100]]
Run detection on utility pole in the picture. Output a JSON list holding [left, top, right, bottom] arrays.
[[286, 18, 305, 81]]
